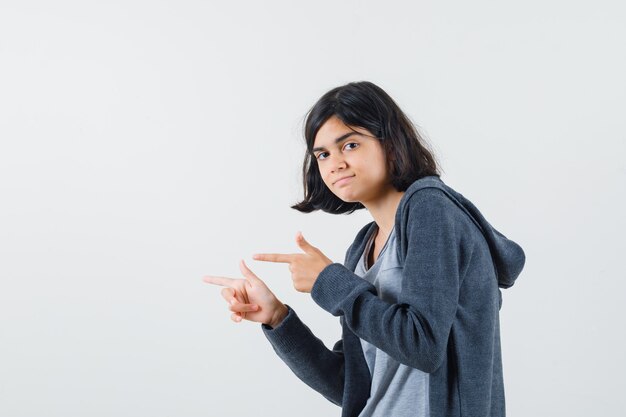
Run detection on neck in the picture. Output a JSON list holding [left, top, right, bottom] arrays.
[[361, 185, 405, 239]]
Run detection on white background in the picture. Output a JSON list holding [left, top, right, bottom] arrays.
[[1, 1, 624, 416]]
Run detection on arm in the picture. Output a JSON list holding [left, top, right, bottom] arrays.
[[310, 191, 469, 373], [261, 305, 344, 406], [259, 240, 359, 406]]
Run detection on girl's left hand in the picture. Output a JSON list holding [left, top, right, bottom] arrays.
[[252, 231, 333, 293]]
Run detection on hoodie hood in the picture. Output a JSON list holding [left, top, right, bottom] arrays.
[[395, 176, 526, 289]]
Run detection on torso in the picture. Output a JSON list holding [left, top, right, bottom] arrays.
[[357, 223, 429, 417]]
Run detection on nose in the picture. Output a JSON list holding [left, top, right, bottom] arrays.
[[330, 155, 347, 174]]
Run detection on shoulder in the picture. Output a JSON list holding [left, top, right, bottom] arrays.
[[397, 176, 463, 219], [406, 187, 452, 206], [398, 187, 477, 240], [394, 187, 478, 267], [401, 187, 465, 221]]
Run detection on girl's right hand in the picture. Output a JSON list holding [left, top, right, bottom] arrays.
[[203, 259, 288, 328]]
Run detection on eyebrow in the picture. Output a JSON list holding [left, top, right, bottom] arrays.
[[312, 132, 360, 153]]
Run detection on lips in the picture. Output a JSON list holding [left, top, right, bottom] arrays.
[[334, 175, 355, 185]]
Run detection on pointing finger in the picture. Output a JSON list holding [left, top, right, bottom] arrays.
[[203, 275, 236, 287], [252, 253, 294, 263]]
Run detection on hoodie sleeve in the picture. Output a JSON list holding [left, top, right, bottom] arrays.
[[259, 239, 361, 406], [260, 304, 345, 406], [310, 191, 471, 373]]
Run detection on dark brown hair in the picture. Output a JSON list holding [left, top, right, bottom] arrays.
[[291, 81, 441, 214]]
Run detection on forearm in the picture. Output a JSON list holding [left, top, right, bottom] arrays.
[[311, 263, 457, 373], [262, 304, 345, 406]]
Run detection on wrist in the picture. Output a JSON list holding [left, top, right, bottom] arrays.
[[267, 302, 288, 329]]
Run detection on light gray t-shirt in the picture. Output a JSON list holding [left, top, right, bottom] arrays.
[[355, 224, 430, 417]]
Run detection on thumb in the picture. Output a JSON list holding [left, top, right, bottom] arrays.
[[296, 231, 318, 254], [239, 259, 262, 284]]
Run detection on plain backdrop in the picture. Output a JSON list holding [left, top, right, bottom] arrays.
[[1, 1, 625, 416]]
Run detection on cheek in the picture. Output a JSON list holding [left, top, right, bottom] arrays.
[[318, 166, 331, 184], [362, 158, 388, 183], [314, 161, 322, 172]]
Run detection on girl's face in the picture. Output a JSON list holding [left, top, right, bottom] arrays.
[[312, 115, 391, 204]]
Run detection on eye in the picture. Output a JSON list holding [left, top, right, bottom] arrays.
[[315, 142, 359, 160]]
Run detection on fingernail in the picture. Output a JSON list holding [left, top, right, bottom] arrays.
[[230, 298, 236, 305]]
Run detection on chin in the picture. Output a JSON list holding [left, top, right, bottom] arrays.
[[337, 191, 360, 203]]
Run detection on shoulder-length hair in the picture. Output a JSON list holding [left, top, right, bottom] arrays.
[[291, 80, 442, 214]]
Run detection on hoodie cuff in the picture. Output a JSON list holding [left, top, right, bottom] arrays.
[[311, 262, 374, 316], [261, 304, 313, 354]]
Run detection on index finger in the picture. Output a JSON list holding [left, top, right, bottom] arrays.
[[203, 275, 236, 287], [252, 253, 295, 263]]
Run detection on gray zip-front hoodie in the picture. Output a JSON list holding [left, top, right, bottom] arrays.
[[262, 175, 526, 417]]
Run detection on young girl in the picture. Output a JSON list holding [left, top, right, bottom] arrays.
[[203, 81, 526, 417]]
